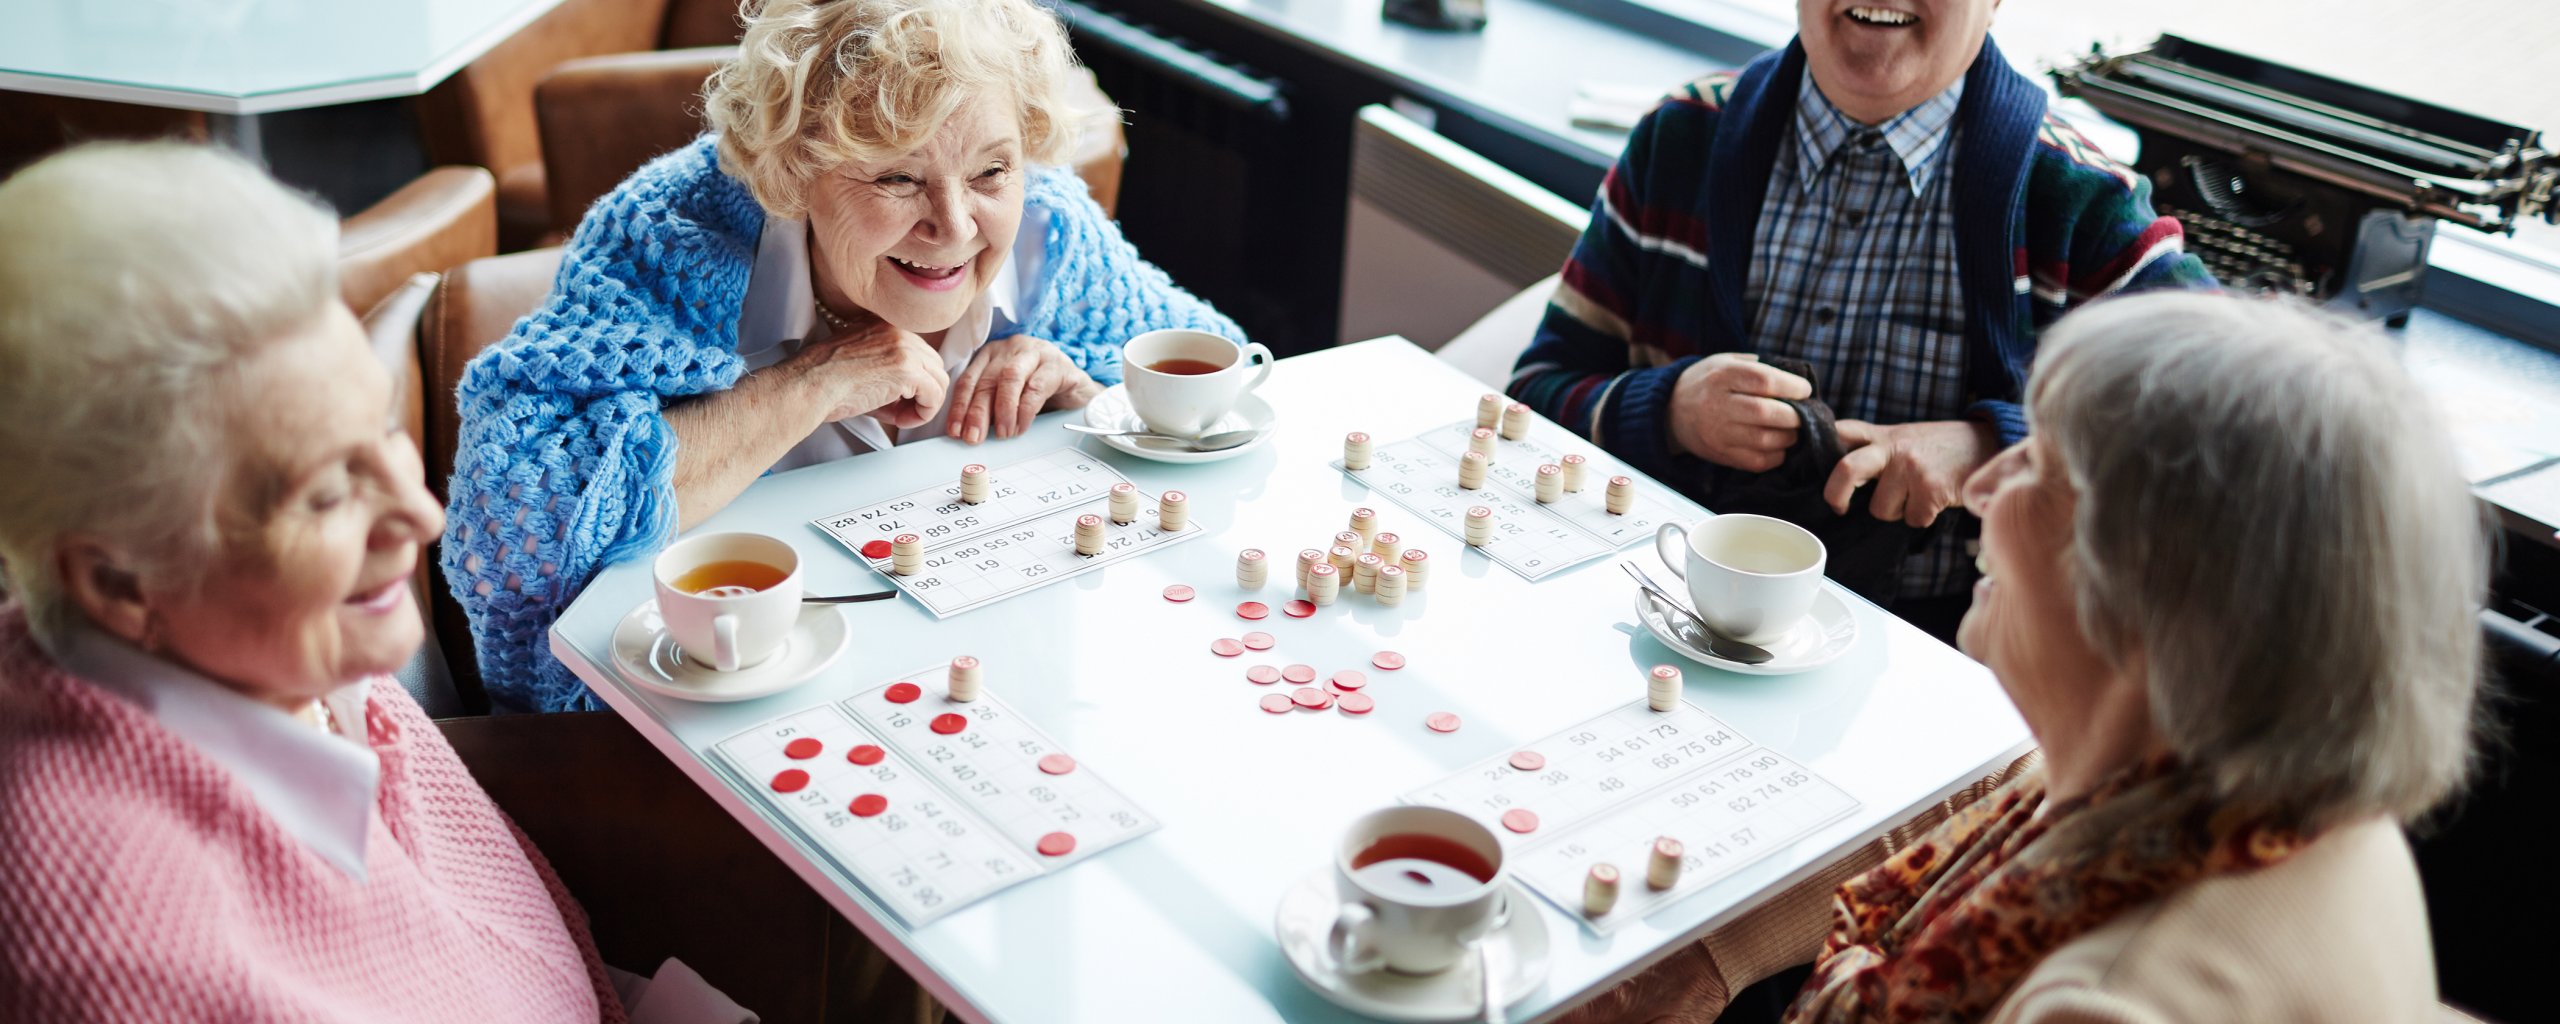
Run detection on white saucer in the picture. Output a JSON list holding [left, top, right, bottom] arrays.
[[1078, 383, 1276, 464], [1275, 869, 1550, 1023], [1633, 586, 1857, 675], [609, 600, 849, 702]]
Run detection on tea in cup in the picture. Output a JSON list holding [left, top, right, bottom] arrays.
[[1329, 805, 1509, 976], [652, 532, 803, 672], [1121, 329, 1274, 437], [1654, 514, 1826, 645]]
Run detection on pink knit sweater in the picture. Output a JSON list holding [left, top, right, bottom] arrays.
[[0, 609, 626, 1023]]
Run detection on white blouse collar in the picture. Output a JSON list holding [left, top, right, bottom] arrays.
[[55, 621, 381, 881]]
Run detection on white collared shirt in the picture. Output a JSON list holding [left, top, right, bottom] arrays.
[[734, 213, 1048, 473], [55, 623, 381, 880]]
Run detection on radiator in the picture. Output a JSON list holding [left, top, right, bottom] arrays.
[[1339, 104, 1585, 349]]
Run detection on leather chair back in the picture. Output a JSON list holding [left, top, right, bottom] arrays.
[[339, 166, 497, 318], [360, 273, 466, 718]]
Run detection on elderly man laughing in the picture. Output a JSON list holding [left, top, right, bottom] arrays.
[[1510, 0, 2213, 640]]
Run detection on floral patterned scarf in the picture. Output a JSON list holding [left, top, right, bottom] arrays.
[[1784, 756, 2310, 1023]]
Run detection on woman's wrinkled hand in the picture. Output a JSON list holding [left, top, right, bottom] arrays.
[[948, 334, 1102, 444], [1556, 941, 1732, 1024], [787, 311, 949, 429]]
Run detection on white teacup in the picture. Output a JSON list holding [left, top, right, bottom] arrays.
[[1654, 514, 1826, 645], [1121, 328, 1274, 437], [652, 532, 803, 672], [1329, 805, 1509, 976]]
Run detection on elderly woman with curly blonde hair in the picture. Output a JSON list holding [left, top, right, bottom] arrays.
[[445, 0, 1242, 711], [1572, 292, 2484, 1024]]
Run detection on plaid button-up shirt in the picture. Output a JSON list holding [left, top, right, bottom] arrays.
[[1746, 70, 1971, 600]]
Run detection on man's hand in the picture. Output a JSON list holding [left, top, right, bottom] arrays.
[[1668, 354, 1812, 472], [947, 335, 1103, 444], [786, 311, 949, 429], [1555, 941, 1731, 1024], [1825, 419, 2000, 527]]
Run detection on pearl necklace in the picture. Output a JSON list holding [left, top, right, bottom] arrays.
[[815, 298, 862, 334]]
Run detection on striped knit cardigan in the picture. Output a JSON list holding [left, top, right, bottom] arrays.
[[1510, 39, 2213, 487], [443, 137, 1239, 713]]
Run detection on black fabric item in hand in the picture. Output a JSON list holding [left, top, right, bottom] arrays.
[[1696, 357, 1929, 605]]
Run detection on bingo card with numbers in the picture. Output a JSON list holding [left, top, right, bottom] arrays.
[[810, 448, 1202, 617], [1339, 420, 1701, 580], [711, 665, 1159, 927], [1404, 699, 1858, 934]]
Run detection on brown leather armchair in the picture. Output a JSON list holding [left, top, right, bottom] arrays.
[[533, 50, 1128, 242], [340, 166, 499, 316]]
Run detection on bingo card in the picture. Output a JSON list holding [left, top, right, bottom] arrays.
[[1404, 699, 1858, 934], [811, 448, 1202, 617], [712, 664, 1159, 927], [1340, 419, 1699, 580]]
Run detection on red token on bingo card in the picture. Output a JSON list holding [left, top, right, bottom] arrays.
[[1281, 664, 1316, 685], [1246, 665, 1282, 685], [1509, 750, 1547, 771], [1038, 753, 1078, 775], [1330, 670, 1367, 691], [783, 737, 822, 760], [1336, 692, 1375, 715], [850, 794, 888, 817], [1372, 651, 1406, 670], [1163, 584, 1196, 602], [1259, 693, 1296, 714], [1236, 602, 1269, 620], [1241, 631, 1274, 650], [848, 744, 886, 766], [929, 713, 968, 735], [770, 769, 810, 793], [1283, 600, 1316, 618], [1037, 832, 1078, 857], [1292, 686, 1333, 710], [1501, 809, 1540, 834], [1425, 712, 1462, 733], [860, 540, 893, 559], [884, 682, 922, 704], [1211, 638, 1246, 657]]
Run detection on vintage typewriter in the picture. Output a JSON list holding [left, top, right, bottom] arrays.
[[2052, 35, 2557, 324]]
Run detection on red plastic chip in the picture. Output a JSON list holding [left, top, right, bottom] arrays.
[[770, 769, 810, 793], [1281, 664, 1317, 684], [1259, 693, 1296, 714], [1241, 631, 1274, 650], [1372, 651, 1407, 670], [1292, 686, 1333, 710], [1330, 670, 1367, 691], [884, 682, 922, 704], [783, 737, 822, 760], [850, 794, 888, 817], [1501, 809, 1540, 833], [1283, 600, 1316, 618], [929, 713, 968, 735], [1211, 638, 1246, 657], [1236, 601, 1269, 620], [848, 744, 886, 766], [1336, 692, 1375, 714], [1508, 750, 1547, 771], [1246, 665, 1282, 685], [1037, 832, 1077, 857], [1425, 712, 1462, 733], [1038, 753, 1077, 775], [860, 540, 893, 559], [1163, 584, 1195, 602]]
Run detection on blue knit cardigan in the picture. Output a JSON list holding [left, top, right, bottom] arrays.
[[443, 137, 1241, 712]]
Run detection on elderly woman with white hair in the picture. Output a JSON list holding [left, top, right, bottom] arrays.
[[1575, 292, 2483, 1023], [445, 0, 1241, 712], [0, 143, 686, 1020]]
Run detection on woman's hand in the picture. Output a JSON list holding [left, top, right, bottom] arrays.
[[947, 335, 1102, 444], [785, 313, 950, 429]]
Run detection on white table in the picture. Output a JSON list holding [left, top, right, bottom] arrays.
[[550, 337, 2032, 1022], [0, 0, 565, 153]]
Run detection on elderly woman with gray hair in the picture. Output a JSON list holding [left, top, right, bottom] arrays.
[[445, 0, 1241, 712], [1576, 292, 2483, 1024]]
